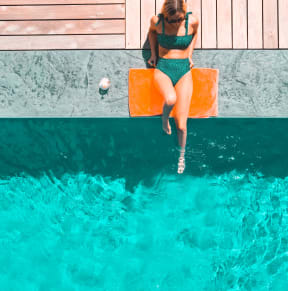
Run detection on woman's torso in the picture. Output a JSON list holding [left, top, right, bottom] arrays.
[[155, 12, 195, 59]]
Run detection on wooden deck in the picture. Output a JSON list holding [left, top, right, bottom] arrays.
[[0, 0, 287, 50]]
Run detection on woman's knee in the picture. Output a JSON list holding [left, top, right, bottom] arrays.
[[177, 125, 187, 133], [175, 119, 187, 132], [164, 94, 177, 107]]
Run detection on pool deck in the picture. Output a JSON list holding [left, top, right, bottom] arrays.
[[0, 50, 287, 117]]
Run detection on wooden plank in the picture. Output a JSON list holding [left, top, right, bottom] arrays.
[[232, 0, 247, 48], [155, 0, 165, 14], [248, 0, 262, 48], [279, 0, 288, 48], [186, 0, 201, 49], [141, 0, 155, 48], [217, 0, 232, 48], [0, 19, 125, 35], [0, 0, 124, 4], [0, 34, 125, 50], [263, 0, 278, 48], [126, 0, 140, 48], [0, 4, 125, 20], [202, 0, 216, 48]]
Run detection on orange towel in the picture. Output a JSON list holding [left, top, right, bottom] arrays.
[[128, 68, 219, 118]]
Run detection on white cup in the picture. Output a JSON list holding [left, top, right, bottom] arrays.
[[99, 77, 111, 90]]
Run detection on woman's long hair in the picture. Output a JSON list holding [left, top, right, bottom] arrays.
[[161, 0, 187, 18]]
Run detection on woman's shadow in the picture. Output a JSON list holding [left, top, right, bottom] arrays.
[[142, 37, 159, 68]]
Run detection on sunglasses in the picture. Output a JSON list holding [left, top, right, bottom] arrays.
[[165, 17, 184, 24]]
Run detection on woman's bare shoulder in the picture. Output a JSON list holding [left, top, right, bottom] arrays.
[[188, 12, 199, 31], [149, 15, 160, 32]]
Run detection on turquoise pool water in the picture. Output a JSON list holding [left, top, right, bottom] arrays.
[[1, 118, 288, 290]]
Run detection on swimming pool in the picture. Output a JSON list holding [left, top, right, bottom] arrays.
[[1, 118, 288, 290]]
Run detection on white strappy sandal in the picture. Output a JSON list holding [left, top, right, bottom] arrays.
[[177, 156, 185, 174], [176, 146, 186, 174]]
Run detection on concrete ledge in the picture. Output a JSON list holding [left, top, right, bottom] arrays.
[[0, 50, 287, 117]]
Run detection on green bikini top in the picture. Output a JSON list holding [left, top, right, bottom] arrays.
[[155, 12, 194, 50]]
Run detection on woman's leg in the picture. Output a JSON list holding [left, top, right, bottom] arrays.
[[153, 68, 177, 135], [173, 69, 193, 174], [174, 69, 193, 149]]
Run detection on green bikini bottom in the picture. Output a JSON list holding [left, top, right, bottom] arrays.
[[155, 57, 191, 86]]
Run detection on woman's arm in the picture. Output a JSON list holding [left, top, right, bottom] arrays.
[[189, 15, 200, 57], [148, 16, 158, 57]]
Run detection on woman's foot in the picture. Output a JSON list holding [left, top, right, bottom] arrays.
[[177, 156, 185, 174], [162, 115, 172, 135], [176, 146, 186, 174]]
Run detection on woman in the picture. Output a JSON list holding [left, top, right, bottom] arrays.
[[148, 0, 199, 174]]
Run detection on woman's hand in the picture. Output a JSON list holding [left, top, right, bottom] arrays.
[[188, 57, 194, 69], [148, 55, 157, 67]]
